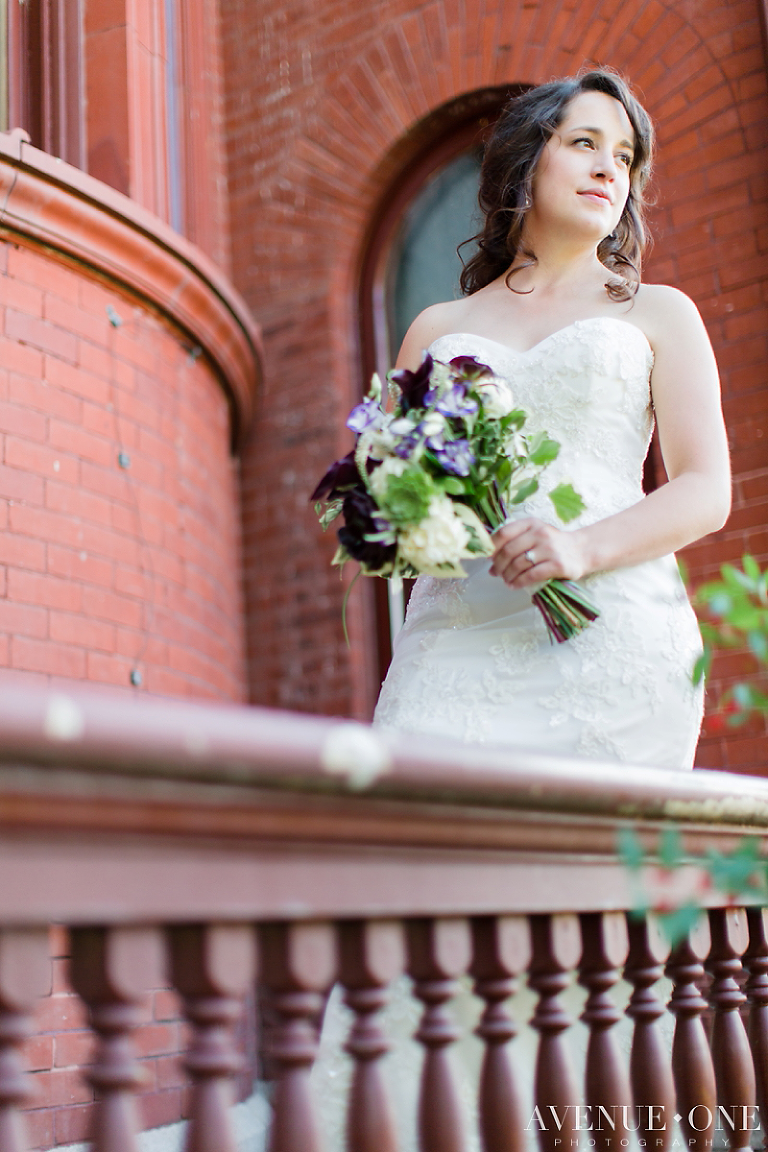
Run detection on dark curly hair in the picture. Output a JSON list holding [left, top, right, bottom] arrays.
[[459, 70, 655, 301]]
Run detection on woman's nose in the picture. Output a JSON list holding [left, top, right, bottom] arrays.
[[592, 152, 617, 180]]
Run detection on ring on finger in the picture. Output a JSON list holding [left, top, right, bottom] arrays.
[[524, 549, 535, 564]]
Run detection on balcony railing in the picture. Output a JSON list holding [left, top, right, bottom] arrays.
[[0, 684, 767, 1152]]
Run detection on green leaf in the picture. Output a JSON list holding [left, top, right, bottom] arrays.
[[728, 604, 763, 632], [659, 903, 702, 947], [706, 838, 764, 897], [617, 826, 645, 871], [747, 630, 768, 662], [658, 826, 683, 870], [743, 554, 762, 582], [440, 476, 466, 496], [549, 483, 587, 524], [708, 591, 733, 618], [496, 458, 512, 485], [733, 683, 754, 708], [529, 434, 561, 465], [691, 649, 711, 687], [510, 477, 539, 504]]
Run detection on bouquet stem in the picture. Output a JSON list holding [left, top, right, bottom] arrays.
[[482, 502, 599, 644], [533, 579, 600, 644]]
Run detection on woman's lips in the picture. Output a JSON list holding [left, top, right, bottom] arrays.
[[579, 190, 611, 205]]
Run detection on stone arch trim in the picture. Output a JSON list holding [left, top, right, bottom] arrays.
[[0, 131, 262, 447], [285, 0, 753, 260]]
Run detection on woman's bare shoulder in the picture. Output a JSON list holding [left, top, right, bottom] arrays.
[[634, 283, 704, 325], [632, 283, 709, 351], [396, 299, 472, 369]]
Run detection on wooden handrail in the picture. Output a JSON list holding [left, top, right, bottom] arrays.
[[0, 684, 765, 1150]]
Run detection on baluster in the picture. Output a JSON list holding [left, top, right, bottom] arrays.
[[666, 915, 717, 1152], [578, 912, 632, 1151], [471, 916, 531, 1152], [529, 913, 582, 1152], [70, 926, 164, 1152], [744, 908, 768, 1149], [625, 914, 675, 1150], [339, 919, 404, 1152], [707, 908, 756, 1151], [0, 929, 51, 1152], [407, 917, 471, 1152], [260, 921, 336, 1152], [169, 924, 257, 1152]]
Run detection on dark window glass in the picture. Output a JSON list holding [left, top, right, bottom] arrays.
[[387, 151, 482, 361]]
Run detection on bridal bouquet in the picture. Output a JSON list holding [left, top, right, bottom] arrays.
[[312, 352, 599, 643]]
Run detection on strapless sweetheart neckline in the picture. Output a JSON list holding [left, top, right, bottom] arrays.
[[430, 316, 653, 359]]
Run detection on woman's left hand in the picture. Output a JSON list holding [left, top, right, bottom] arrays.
[[490, 518, 587, 587]]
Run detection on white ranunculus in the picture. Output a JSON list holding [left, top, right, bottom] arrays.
[[398, 495, 470, 574], [477, 376, 514, 417], [368, 455, 408, 499], [420, 411, 447, 438]]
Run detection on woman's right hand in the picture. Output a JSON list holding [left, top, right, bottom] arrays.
[[490, 517, 588, 587]]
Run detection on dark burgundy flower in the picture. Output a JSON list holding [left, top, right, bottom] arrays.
[[338, 489, 397, 569], [311, 451, 360, 502], [389, 352, 434, 413], [449, 355, 494, 381]]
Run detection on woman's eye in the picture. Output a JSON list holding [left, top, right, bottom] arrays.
[[573, 137, 595, 148], [617, 153, 632, 166]]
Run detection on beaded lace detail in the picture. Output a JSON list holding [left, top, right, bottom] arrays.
[[373, 318, 703, 770]]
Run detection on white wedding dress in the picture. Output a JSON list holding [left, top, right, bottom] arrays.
[[373, 317, 704, 770]]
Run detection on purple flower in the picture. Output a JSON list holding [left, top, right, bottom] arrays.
[[434, 440, 475, 476], [434, 383, 478, 419], [311, 451, 360, 502], [338, 489, 397, 568], [394, 433, 420, 459], [424, 430, 445, 450], [346, 398, 381, 434], [389, 353, 433, 413]]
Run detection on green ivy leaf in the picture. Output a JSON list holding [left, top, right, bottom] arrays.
[[658, 903, 702, 947], [549, 483, 587, 524], [692, 649, 711, 687], [706, 838, 764, 897], [658, 826, 683, 870], [617, 826, 646, 871]]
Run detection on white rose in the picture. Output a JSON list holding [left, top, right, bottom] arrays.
[[398, 495, 470, 573], [368, 455, 408, 499], [477, 376, 514, 418]]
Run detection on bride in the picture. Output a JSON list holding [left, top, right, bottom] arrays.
[[372, 70, 731, 770]]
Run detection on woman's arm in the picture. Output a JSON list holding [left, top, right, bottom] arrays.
[[491, 287, 732, 587]]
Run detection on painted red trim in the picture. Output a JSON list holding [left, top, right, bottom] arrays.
[[0, 131, 261, 445]]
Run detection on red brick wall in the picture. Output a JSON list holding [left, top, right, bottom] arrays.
[[22, 929, 184, 1147], [223, 0, 768, 769], [21, 927, 255, 1148], [0, 241, 247, 701]]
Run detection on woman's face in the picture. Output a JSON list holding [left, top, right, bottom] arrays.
[[529, 90, 635, 241]]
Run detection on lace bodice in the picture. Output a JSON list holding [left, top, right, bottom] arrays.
[[429, 317, 655, 528]]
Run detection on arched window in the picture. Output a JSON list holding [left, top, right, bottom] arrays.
[[359, 87, 519, 688]]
